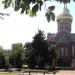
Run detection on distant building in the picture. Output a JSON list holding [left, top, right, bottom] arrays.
[[47, 6, 75, 67]]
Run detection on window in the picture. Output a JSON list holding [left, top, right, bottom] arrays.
[[61, 48, 64, 57]]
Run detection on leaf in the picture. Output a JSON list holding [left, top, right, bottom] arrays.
[[45, 6, 55, 22], [38, 0, 43, 10], [50, 12, 55, 21], [45, 12, 50, 22], [29, 10, 36, 17], [2, 1, 5, 4], [15, 6, 20, 11], [31, 0, 36, 4], [48, 6, 55, 11], [3, 0, 12, 8], [56, 0, 71, 4], [20, 3, 25, 14], [25, 6, 30, 14], [15, 0, 21, 7], [14, 0, 21, 11], [44, 0, 49, 1], [32, 3, 38, 13], [47, 15, 50, 22], [21, 8, 25, 14], [5, 0, 8, 3]]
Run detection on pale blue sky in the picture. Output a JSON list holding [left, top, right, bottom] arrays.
[[0, 0, 75, 49]]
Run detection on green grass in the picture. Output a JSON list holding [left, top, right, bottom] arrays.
[[0, 72, 19, 75]]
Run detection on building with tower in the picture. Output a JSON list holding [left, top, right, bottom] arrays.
[[47, 6, 75, 67]]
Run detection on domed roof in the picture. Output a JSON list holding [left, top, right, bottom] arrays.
[[57, 7, 73, 21]]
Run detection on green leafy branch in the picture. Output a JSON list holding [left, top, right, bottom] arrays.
[[2, 0, 75, 22]]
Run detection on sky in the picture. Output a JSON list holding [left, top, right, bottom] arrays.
[[0, 0, 75, 49]]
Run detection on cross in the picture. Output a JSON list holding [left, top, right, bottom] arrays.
[[64, 3, 67, 8]]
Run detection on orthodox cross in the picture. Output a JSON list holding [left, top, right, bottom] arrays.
[[64, 3, 67, 8]]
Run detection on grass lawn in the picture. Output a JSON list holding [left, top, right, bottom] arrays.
[[0, 72, 19, 75]]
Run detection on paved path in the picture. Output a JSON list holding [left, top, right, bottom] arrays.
[[20, 70, 75, 75], [55, 70, 75, 75]]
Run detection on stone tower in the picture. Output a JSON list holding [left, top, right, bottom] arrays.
[[55, 7, 73, 61], [47, 5, 75, 67], [57, 6, 73, 33]]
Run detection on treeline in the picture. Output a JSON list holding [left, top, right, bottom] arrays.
[[0, 30, 57, 70], [0, 43, 24, 69]]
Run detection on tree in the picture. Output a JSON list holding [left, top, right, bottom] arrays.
[[32, 30, 49, 69], [11, 43, 24, 69], [24, 30, 49, 69], [24, 42, 32, 64], [24, 42, 36, 68], [57, 58, 71, 67], [24, 30, 57, 69], [0, 46, 6, 69], [2, 0, 75, 22], [4, 50, 10, 71], [15, 50, 22, 70], [48, 45, 57, 69]]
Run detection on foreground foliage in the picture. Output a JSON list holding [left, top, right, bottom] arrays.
[[2, 0, 75, 22]]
